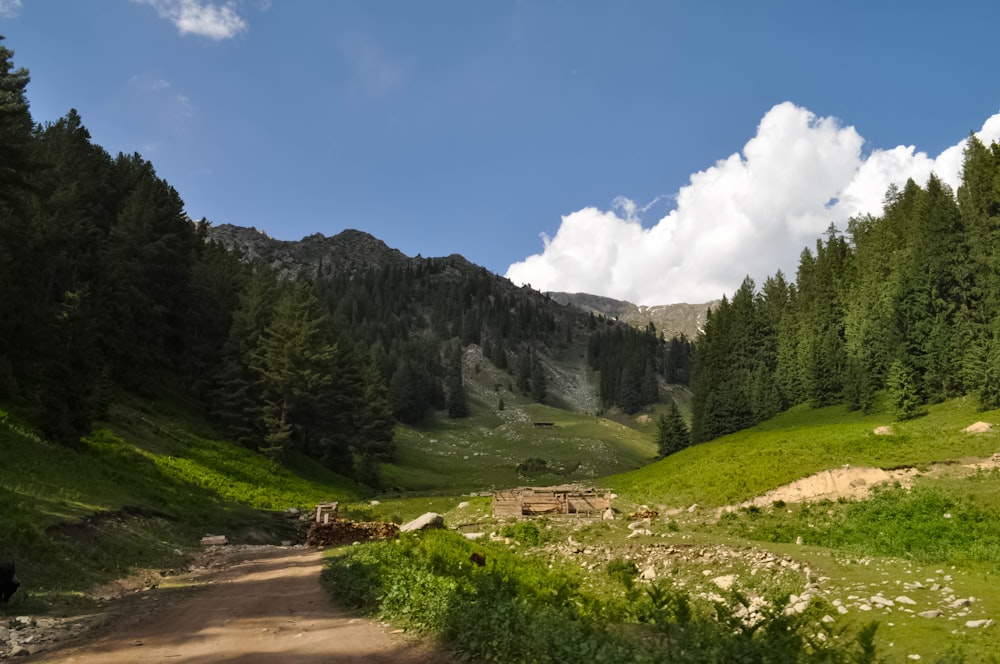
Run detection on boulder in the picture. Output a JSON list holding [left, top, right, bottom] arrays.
[[400, 512, 445, 532]]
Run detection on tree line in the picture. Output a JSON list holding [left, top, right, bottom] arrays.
[[691, 136, 1000, 442]]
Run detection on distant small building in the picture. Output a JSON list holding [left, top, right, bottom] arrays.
[[493, 485, 611, 518]]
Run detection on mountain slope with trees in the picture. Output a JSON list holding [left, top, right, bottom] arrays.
[[690, 137, 1000, 442], [0, 38, 690, 491]]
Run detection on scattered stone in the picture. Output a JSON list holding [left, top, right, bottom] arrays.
[[200, 535, 228, 546], [837, 605, 849, 615], [821, 615, 835, 624], [457, 501, 470, 509], [918, 610, 942, 619], [9, 645, 29, 657], [873, 426, 893, 435], [948, 598, 971, 609], [463, 532, 485, 540], [907, 655, 922, 661], [640, 567, 657, 581], [871, 596, 895, 607]]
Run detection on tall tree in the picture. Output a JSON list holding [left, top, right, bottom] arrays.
[[657, 402, 690, 458]]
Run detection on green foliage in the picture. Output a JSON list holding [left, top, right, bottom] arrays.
[[499, 520, 548, 546], [322, 530, 882, 663], [0, 402, 360, 592]]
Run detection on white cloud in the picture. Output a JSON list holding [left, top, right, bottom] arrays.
[[506, 102, 1000, 305], [135, 0, 247, 40], [0, 0, 22, 18]]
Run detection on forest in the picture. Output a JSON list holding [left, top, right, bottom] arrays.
[[0, 39, 687, 485], [690, 137, 1000, 442]]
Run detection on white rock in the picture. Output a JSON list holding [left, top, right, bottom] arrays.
[[907, 656, 922, 661], [463, 532, 485, 540], [457, 501, 470, 509], [949, 598, 971, 609], [871, 596, 895, 607], [837, 605, 849, 615], [895, 596, 917, 605], [965, 619, 994, 629], [400, 512, 444, 532], [641, 567, 657, 581], [712, 574, 736, 590], [821, 615, 835, 624], [918, 610, 942, 619]]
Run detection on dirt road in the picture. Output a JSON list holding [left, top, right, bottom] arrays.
[[32, 547, 451, 664]]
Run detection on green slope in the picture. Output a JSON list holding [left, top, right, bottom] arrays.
[[0, 399, 362, 597]]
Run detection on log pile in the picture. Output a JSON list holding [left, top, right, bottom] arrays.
[[305, 519, 399, 547]]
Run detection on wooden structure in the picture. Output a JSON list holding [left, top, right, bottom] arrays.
[[493, 485, 610, 518], [315, 502, 339, 524]]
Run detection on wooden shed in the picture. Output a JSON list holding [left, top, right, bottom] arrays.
[[492, 485, 611, 518]]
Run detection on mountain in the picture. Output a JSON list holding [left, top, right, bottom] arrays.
[[547, 292, 717, 340], [207, 224, 410, 279], [206, 223, 692, 418]]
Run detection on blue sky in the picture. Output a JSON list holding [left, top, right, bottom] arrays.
[[3, 1, 1000, 304]]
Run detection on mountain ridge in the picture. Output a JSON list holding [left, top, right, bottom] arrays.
[[207, 223, 713, 339]]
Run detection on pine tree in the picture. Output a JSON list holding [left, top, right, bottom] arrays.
[[446, 345, 469, 418], [657, 403, 690, 457], [250, 280, 338, 464]]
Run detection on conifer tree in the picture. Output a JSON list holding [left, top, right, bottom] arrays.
[[657, 402, 691, 458]]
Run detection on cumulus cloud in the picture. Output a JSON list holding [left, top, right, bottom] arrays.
[[506, 102, 1000, 305], [0, 0, 22, 18], [135, 0, 247, 40]]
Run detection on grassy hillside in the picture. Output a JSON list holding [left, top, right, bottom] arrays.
[[607, 397, 1000, 508], [381, 346, 657, 492], [0, 398, 362, 599]]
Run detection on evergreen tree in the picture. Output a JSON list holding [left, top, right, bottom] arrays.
[[530, 358, 547, 403], [250, 280, 339, 465], [657, 402, 690, 458], [446, 345, 469, 418]]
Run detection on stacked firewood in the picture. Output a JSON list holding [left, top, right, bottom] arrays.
[[305, 519, 399, 547]]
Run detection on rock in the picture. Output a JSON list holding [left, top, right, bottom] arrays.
[[965, 619, 993, 629], [795, 536, 803, 545], [603, 508, 614, 521], [873, 426, 893, 435], [370, 500, 381, 506], [871, 596, 894, 607], [907, 656, 922, 661], [457, 501, 470, 509], [9, 645, 30, 657], [821, 615, 835, 624], [712, 574, 736, 590], [949, 598, 971, 609], [463, 532, 485, 540], [400, 512, 444, 532], [640, 567, 657, 581], [895, 596, 916, 605], [837, 605, 849, 615], [918, 610, 942, 619], [200, 535, 228, 546]]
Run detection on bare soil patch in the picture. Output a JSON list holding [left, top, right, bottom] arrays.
[[24, 546, 451, 663]]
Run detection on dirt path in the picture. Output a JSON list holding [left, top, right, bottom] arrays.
[[30, 547, 451, 664]]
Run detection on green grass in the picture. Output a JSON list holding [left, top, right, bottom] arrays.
[[607, 399, 1000, 508], [382, 401, 656, 492], [0, 400, 362, 597], [321, 529, 883, 663]]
